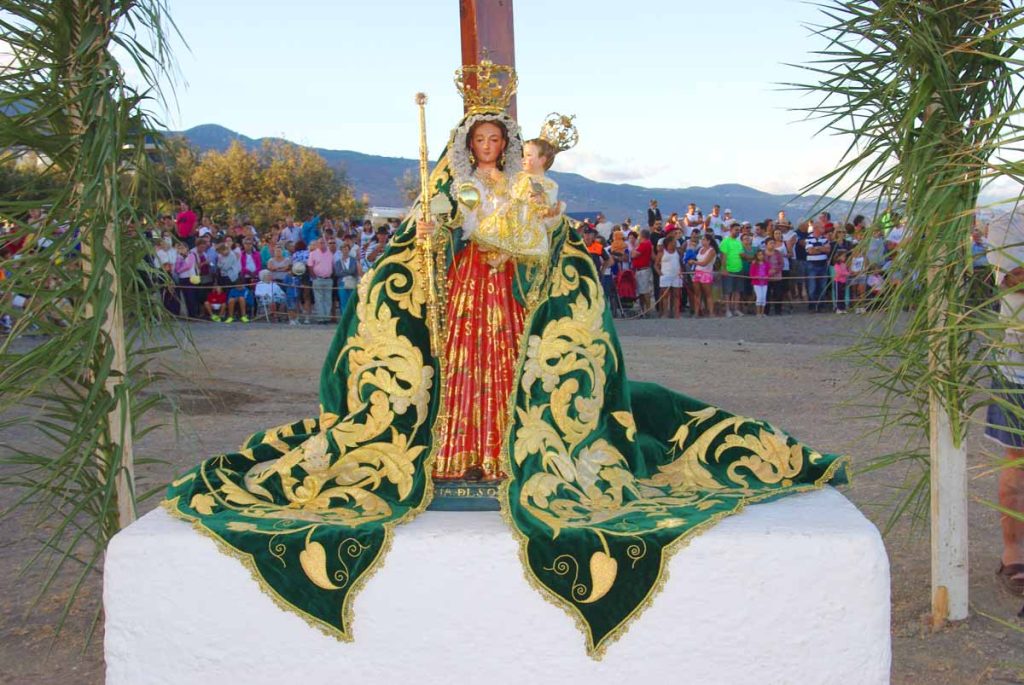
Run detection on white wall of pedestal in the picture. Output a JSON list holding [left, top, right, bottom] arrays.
[[105, 487, 890, 685]]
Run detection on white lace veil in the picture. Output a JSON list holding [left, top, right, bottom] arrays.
[[447, 110, 524, 187]]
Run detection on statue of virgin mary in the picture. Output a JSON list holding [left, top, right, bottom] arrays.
[[165, 62, 847, 657]]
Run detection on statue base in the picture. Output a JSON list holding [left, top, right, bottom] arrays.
[[104, 488, 891, 684], [427, 479, 501, 511]]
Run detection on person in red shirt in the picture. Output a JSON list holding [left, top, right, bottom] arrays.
[[633, 229, 654, 316], [175, 200, 198, 249], [203, 284, 228, 322]]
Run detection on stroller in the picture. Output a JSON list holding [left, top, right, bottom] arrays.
[[615, 268, 638, 317]]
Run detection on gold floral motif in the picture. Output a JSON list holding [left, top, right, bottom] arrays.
[[611, 411, 637, 442], [550, 262, 580, 299], [642, 417, 747, 492], [719, 428, 805, 487], [299, 538, 341, 591], [190, 493, 215, 515], [579, 550, 617, 604]]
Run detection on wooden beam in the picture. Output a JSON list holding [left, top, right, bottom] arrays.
[[459, 0, 517, 119]]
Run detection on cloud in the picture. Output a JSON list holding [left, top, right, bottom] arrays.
[[553, 148, 669, 184]]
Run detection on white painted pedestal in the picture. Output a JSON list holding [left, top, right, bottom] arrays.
[[104, 487, 890, 685]]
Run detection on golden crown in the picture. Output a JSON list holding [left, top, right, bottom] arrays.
[[454, 59, 518, 113], [538, 113, 579, 152]]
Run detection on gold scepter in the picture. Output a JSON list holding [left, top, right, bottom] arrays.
[[415, 92, 442, 356]]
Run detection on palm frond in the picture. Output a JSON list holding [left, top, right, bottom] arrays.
[[795, 0, 1024, 533], [0, 0, 183, 640]]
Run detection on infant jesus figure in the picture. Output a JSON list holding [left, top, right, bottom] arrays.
[[473, 130, 569, 267]]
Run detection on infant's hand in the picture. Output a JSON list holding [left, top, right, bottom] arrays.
[[416, 220, 435, 240], [545, 201, 565, 219]]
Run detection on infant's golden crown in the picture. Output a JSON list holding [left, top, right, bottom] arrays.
[[538, 113, 579, 152], [454, 60, 518, 113]]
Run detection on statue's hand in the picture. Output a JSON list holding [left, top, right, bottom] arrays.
[[416, 219, 435, 240]]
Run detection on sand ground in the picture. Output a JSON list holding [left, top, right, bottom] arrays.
[[1, 311, 1022, 684]]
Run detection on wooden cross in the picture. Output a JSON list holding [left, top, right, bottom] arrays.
[[459, 0, 517, 119]]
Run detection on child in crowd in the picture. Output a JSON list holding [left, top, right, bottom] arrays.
[[224, 275, 253, 324], [254, 269, 287, 320], [285, 261, 305, 325], [609, 228, 627, 264], [867, 269, 885, 301], [832, 251, 850, 313], [749, 249, 770, 317], [849, 252, 868, 313], [204, 283, 227, 322], [765, 238, 785, 316]]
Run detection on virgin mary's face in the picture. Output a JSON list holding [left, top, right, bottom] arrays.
[[470, 122, 506, 167]]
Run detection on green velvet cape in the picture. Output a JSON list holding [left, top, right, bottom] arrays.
[[165, 139, 847, 658]]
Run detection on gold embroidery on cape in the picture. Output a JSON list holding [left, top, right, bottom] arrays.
[[197, 235, 436, 527], [511, 238, 824, 624]]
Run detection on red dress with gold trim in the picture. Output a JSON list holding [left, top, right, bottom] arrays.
[[432, 243, 525, 480]]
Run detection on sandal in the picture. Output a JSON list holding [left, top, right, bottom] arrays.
[[996, 562, 1024, 596]]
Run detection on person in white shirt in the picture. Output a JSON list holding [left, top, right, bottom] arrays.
[[682, 203, 702, 233], [752, 222, 768, 250], [155, 236, 178, 277], [254, 269, 287, 320], [593, 213, 613, 241], [705, 204, 725, 238], [885, 222, 906, 253], [279, 220, 298, 246]]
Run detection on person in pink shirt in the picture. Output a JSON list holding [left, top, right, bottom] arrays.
[[749, 249, 771, 318], [306, 237, 335, 323], [832, 250, 850, 313], [238, 236, 262, 283], [175, 200, 197, 248]]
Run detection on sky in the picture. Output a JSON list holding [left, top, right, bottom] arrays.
[[153, 0, 852, 195]]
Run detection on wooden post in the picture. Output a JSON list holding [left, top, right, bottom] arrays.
[[923, 97, 969, 624], [459, 0, 517, 119], [929, 398, 969, 624], [105, 223, 137, 528]]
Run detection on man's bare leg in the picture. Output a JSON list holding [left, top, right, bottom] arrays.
[[1001, 448, 1024, 567]]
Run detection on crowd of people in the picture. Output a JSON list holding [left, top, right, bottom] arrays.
[[153, 201, 399, 325], [154, 197, 924, 328], [1, 197, 989, 332], [573, 199, 928, 320]]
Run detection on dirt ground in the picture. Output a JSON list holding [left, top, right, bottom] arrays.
[[1, 312, 1023, 684]]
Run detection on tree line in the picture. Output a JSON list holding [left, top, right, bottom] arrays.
[[2, 136, 367, 227]]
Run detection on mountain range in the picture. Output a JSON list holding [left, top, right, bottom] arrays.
[[178, 124, 847, 223]]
